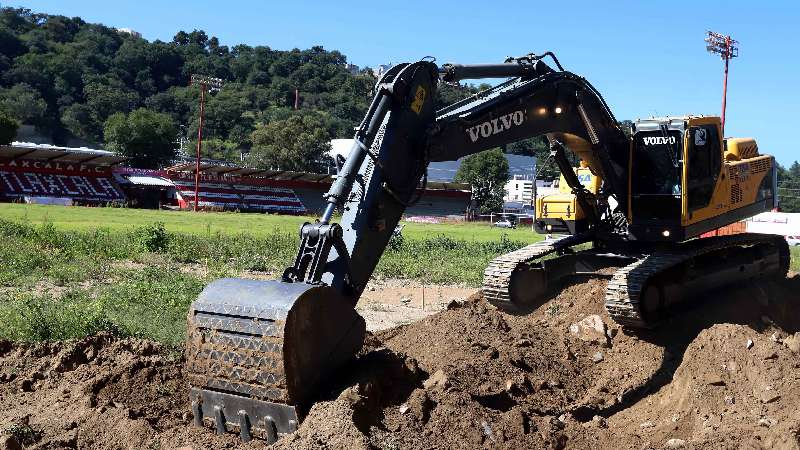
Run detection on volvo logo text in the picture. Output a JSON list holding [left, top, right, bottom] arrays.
[[642, 136, 677, 146], [466, 110, 526, 143]]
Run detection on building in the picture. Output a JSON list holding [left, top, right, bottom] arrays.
[[0, 143, 471, 219], [372, 64, 394, 78], [345, 64, 361, 75], [505, 175, 533, 203], [115, 28, 142, 38]]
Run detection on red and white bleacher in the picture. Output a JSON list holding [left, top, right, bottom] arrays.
[[0, 144, 126, 205], [171, 176, 307, 214]]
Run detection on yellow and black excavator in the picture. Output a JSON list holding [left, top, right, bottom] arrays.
[[185, 53, 788, 442]]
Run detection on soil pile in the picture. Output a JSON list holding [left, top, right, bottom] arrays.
[[1, 274, 799, 449], [280, 274, 800, 450], [0, 334, 256, 450]]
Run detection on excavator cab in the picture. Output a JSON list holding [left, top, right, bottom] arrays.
[[627, 116, 777, 242]]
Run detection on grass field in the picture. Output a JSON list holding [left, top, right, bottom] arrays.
[[0, 203, 540, 345], [0, 203, 540, 243], [0, 203, 797, 347]]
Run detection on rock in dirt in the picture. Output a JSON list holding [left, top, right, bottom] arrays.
[[423, 369, 449, 390], [760, 391, 780, 404], [446, 299, 464, 310], [746, 339, 754, 350], [407, 388, 434, 422], [758, 417, 778, 428], [783, 333, 800, 353], [591, 415, 608, 428], [592, 351, 604, 363], [514, 338, 532, 347], [569, 315, 609, 346], [664, 438, 687, 448]]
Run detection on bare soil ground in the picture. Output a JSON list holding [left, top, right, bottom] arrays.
[[356, 279, 476, 332], [1, 274, 799, 450]]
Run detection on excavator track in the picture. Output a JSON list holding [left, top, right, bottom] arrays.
[[483, 239, 562, 308], [483, 235, 600, 310], [605, 233, 790, 328]]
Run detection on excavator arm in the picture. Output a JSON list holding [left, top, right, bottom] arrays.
[[288, 56, 632, 305]]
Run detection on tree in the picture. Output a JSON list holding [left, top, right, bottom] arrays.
[[0, 109, 18, 143], [0, 82, 47, 124], [104, 108, 177, 169], [84, 82, 139, 122], [60, 103, 98, 140], [246, 112, 331, 172], [778, 160, 800, 213], [454, 148, 510, 213], [618, 120, 634, 138]]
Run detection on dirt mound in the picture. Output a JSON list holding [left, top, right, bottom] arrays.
[[1, 275, 798, 449], [0, 333, 256, 450], [283, 274, 800, 450]]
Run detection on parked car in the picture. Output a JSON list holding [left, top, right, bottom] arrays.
[[493, 219, 516, 229], [786, 235, 800, 246]]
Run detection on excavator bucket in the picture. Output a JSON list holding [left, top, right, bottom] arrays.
[[185, 278, 365, 443]]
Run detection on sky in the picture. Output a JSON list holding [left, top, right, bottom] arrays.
[[8, 0, 800, 165]]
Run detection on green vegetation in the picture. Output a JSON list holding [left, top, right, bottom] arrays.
[[778, 162, 800, 213], [0, 7, 488, 171], [0, 109, 18, 144], [455, 148, 510, 213], [0, 204, 540, 345], [0, 203, 540, 242], [1, 204, 795, 347], [103, 108, 178, 169], [247, 112, 332, 172]]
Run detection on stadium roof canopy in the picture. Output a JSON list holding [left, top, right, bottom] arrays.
[[123, 175, 175, 187], [165, 160, 470, 191], [0, 142, 127, 166], [165, 161, 335, 183]]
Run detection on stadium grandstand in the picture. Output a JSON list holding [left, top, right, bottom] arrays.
[[0, 143, 126, 206], [0, 144, 471, 218], [163, 160, 471, 217]]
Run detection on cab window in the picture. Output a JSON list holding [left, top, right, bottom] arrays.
[[687, 125, 721, 211]]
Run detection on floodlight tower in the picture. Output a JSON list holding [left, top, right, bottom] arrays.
[[189, 74, 224, 211], [705, 31, 738, 135]]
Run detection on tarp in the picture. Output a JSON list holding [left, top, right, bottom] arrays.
[[124, 175, 174, 187]]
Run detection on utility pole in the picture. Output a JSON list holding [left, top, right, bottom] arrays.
[[705, 31, 738, 135], [531, 160, 537, 232], [189, 74, 224, 211]]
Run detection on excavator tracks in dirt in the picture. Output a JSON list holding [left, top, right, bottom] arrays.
[[483, 239, 563, 309], [605, 233, 789, 328], [484, 233, 789, 329]]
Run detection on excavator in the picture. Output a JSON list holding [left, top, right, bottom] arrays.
[[185, 53, 788, 442]]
